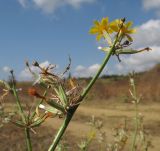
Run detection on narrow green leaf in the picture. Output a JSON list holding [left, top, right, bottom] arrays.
[[10, 120, 25, 128], [45, 106, 59, 114], [47, 99, 65, 113], [58, 85, 68, 107], [30, 119, 44, 128]]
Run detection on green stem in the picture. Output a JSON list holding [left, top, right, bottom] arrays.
[[131, 100, 139, 151], [83, 51, 114, 96], [48, 110, 75, 150], [11, 74, 32, 150], [48, 40, 117, 151], [12, 86, 26, 124], [130, 78, 139, 151], [25, 128, 32, 151]]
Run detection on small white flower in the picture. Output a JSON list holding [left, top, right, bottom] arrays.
[[98, 46, 102, 50], [39, 104, 45, 109], [98, 46, 110, 52], [16, 88, 22, 92]]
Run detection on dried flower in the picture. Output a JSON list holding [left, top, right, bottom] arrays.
[[28, 87, 45, 100], [44, 112, 55, 119], [28, 87, 38, 96], [0, 89, 10, 100]]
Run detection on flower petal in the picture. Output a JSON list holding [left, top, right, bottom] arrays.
[[125, 21, 133, 28], [89, 27, 99, 34], [96, 34, 102, 41], [94, 20, 99, 26], [127, 28, 137, 34], [101, 17, 108, 26]]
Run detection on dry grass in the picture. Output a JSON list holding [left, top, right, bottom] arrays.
[[1, 101, 160, 151]]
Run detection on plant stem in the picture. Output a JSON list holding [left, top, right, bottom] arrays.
[[48, 41, 117, 151], [81, 48, 113, 99], [25, 128, 32, 151], [131, 100, 139, 151], [12, 86, 26, 124], [11, 74, 32, 150], [48, 108, 76, 150], [131, 78, 139, 151]]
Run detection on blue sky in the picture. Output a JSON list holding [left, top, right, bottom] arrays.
[[0, 0, 160, 80]]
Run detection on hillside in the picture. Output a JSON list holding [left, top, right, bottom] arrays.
[[81, 64, 160, 103]]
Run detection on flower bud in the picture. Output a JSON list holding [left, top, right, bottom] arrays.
[[32, 61, 39, 67]]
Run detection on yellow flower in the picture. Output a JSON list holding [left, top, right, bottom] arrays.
[[110, 19, 136, 41], [89, 17, 113, 41]]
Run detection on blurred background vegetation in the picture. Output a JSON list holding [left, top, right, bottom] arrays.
[[0, 64, 160, 151]]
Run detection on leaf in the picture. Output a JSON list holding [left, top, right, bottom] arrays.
[[58, 85, 68, 107], [45, 106, 59, 114], [10, 120, 25, 128]]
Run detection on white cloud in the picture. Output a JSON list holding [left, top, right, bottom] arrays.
[[73, 64, 107, 77], [143, 0, 160, 10], [19, 61, 56, 81], [2, 66, 11, 73], [66, 0, 95, 8], [32, 0, 64, 13], [142, 0, 160, 15], [18, 0, 28, 8], [133, 19, 160, 48], [18, 0, 96, 14]]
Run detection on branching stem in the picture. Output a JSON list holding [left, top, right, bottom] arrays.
[[48, 38, 118, 151]]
